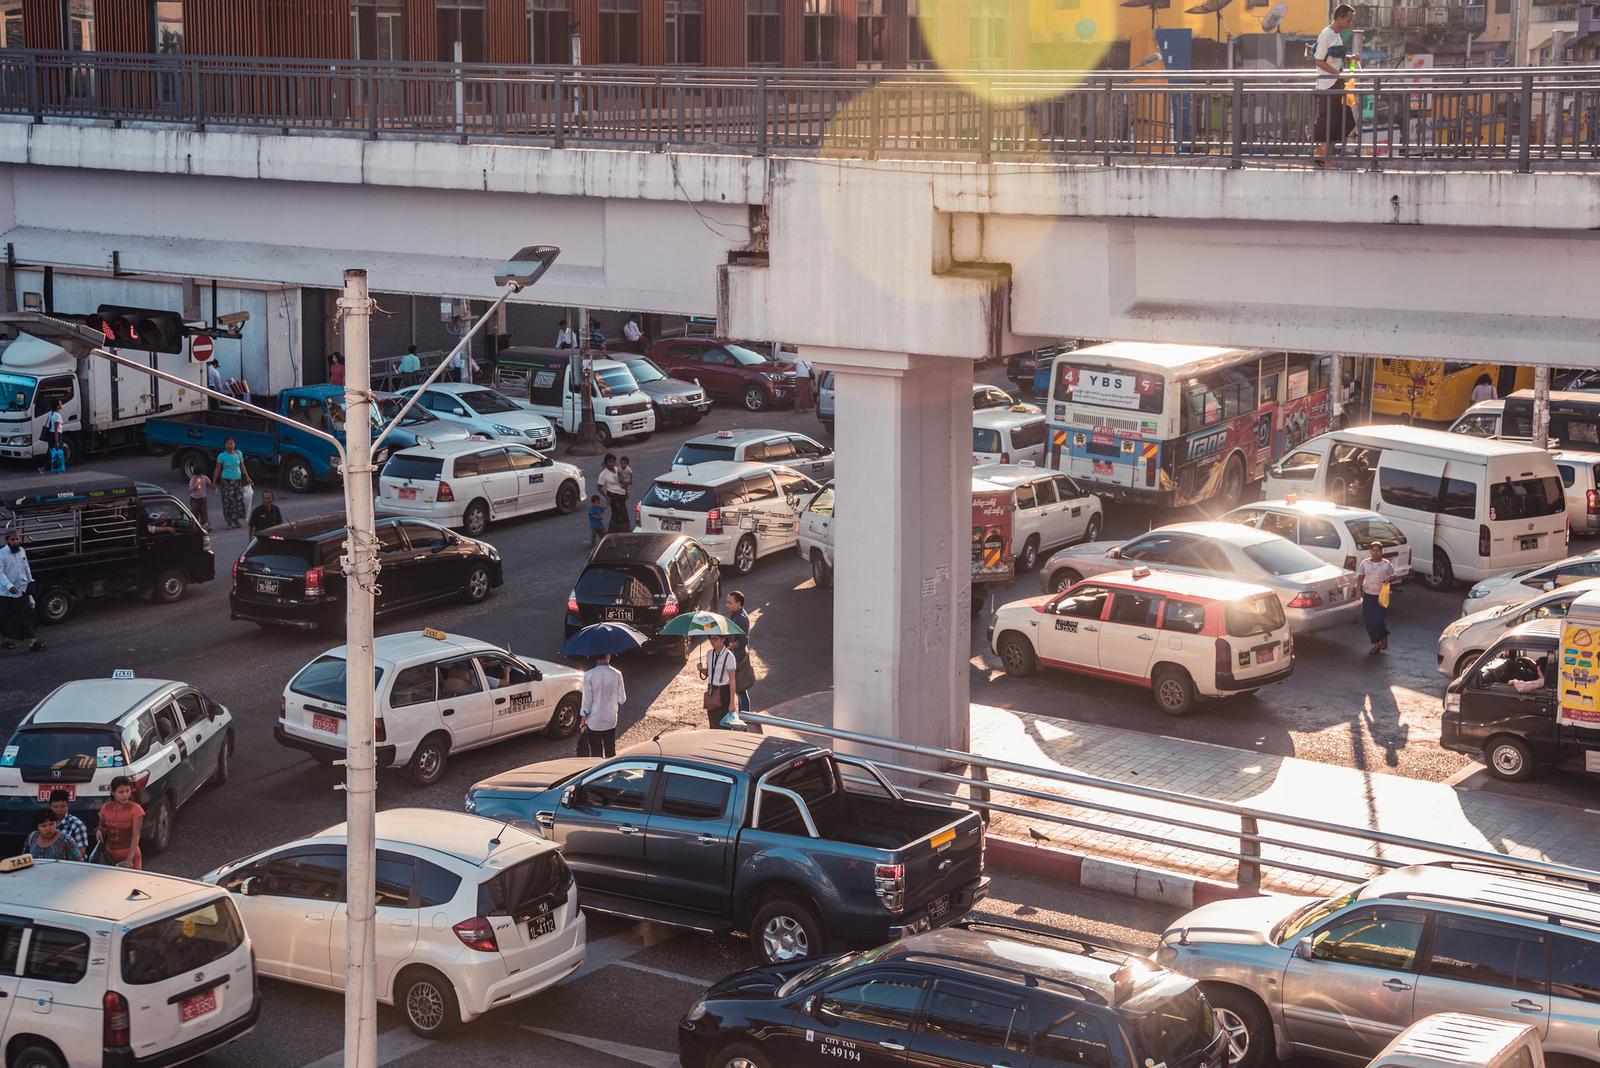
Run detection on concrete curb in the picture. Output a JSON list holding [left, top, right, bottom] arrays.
[[988, 835, 1262, 911]]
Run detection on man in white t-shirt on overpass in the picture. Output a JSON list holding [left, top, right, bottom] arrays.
[[1312, 4, 1357, 168]]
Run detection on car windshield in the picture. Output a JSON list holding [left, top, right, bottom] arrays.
[[642, 482, 716, 512], [674, 443, 736, 467], [243, 538, 319, 571], [8, 728, 121, 770], [720, 345, 770, 367], [623, 358, 666, 384], [1275, 889, 1359, 943], [374, 396, 436, 429], [458, 389, 520, 415], [289, 655, 386, 706], [777, 942, 901, 997], [1242, 539, 1327, 577], [594, 367, 638, 398], [0, 372, 36, 413], [1226, 594, 1287, 637], [1118, 978, 1217, 1065], [122, 899, 245, 985]]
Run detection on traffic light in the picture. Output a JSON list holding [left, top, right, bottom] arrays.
[[84, 305, 186, 353]]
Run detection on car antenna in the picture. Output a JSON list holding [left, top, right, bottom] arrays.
[[652, 730, 666, 756], [489, 817, 514, 847]]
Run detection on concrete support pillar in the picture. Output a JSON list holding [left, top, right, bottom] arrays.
[[813, 347, 974, 759], [1534, 365, 1550, 450]]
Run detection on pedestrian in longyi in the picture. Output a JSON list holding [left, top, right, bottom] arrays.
[[1356, 540, 1398, 655]]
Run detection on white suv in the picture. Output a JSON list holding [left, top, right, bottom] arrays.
[[378, 439, 586, 537], [972, 408, 1047, 466], [972, 463, 1103, 572], [1221, 498, 1412, 579], [636, 460, 821, 576], [276, 631, 583, 786], [202, 810, 584, 1038]]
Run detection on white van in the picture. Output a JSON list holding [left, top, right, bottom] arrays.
[[493, 347, 656, 444], [0, 855, 258, 1068], [1369, 1013, 1543, 1068], [1263, 425, 1567, 590]]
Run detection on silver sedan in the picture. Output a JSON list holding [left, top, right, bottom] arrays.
[[1438, 576, 1600, 678], [1038, 520, 1359, 634]]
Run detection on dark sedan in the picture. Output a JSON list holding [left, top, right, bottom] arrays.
[[565, 532, 720, 654], [646, 338, 795, 412], [617, 354, 713, 426], [230, 514, 502, 633]]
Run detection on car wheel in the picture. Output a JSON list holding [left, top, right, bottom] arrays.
[[998, 633, 1037, 677], [281, 456, 315, 493], [1083, 515, 1102, 543], [407, 734, 449, 786], [36, 586, 75, 625], [1017, 536, 1040, 573], [1152, 666, 1198, 717], [398, 968, 459, 1038], [555, 480, 580, 514], [9, 1044, 65, 1068], [811, 551, 833, 590], [545, 693, 581, 739], [712, 1044, 772, 1068], [462, 500, 490, 537], [1218, 454, 1247, 509], [1486, 734, 1536, 782], [211, 732, 233, 786], [732, 535, 757, 576], [1422, 548, 1454, 591], [1454, 650, 1484, 678], [1203, 985, 1272, 1068], [462, 564, 492, 604], [742, 385, 769, 412], [749, 896, 824, 964], [152, 567, 189, 604], [143, 795, 174, 855], [1049, 569, 1081, 595]]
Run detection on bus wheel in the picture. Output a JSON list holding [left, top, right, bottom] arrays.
[[1218, 455, 1247, 508]]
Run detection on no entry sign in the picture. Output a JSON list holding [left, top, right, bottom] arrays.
[[190, 335, 214, 363]]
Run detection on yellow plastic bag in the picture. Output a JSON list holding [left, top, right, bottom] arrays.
[[1378, 583, 1391, 609]]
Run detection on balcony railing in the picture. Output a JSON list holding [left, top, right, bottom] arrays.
[[1356, 3, 1487, 31], [0, 50, 1596, 172], [1532, 3, 1579, 20]]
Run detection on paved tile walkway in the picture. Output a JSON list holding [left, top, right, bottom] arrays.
[[763, 691, 1600, 898]]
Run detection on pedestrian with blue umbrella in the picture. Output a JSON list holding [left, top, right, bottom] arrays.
[[561, 622, 648, 757]]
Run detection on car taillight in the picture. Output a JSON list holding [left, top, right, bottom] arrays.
[[231, 556, 241, 582], [304, 566, 324, 597], [661, 594, 680, 619], [1589, 490, 1599, 515], [127, 771, 151, 793], [1286, 590, 1324, 609], [634, 501, 641, 527], [1343, 554, 1357, 571], [566, 591, 579, 614], [374, 718, 386, 743], [874, 863, 905, 914], [706, 508, 723, 535], [1215, 637, 1230, 675], [437, 481, 455, 502], [452, 916, 499, 952], [1479, 524, 1491, 557], [279, 694, 286, 718], [1000, 451, 1010, 464], [103, 990, 130, 1049]]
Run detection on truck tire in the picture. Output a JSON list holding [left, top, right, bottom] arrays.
[[152, 567, 189, 604], [281, 456, 315, 493], [749, 895, 824, 964], [35, 587, 75, 625], [177, 449, 211, 482], [1486, 735, 1536, 782], [597, 424, 613, 446]]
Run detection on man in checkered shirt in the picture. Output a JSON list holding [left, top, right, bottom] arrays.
[[47, 790, 89, 855]]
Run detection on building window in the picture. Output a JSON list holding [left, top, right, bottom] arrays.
[[857, 0, 886, 66], [1494, 0, 1509, 12], [969, 0, 1006, 67], [747, 0, 782, 64], [804, 0, 838, 65], [908, 0, 935, 67], [529, 0, 569, 63], [666, 0, 705, 63], [153, 0, 181, 52], [0, 0, 22, 47], [598, 0, 641, 63], [65, 0, 93, 51], [436, 0, 486, 63], [356, 0, 405, 59]]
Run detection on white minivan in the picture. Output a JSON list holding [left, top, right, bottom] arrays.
[[0, 855, 258, 1068], [1263, 425, 1568, 590]]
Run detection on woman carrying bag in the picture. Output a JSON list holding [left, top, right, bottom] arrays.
[[703, 634, 738, 729]]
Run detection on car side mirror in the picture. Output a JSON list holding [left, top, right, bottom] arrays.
[[1545, 580, 1558, 591], [561, 786, 576, 808], [803, 996, 817, 1015], [1108, 547, 1122, 559], [237, 876, 259, 897], [207, 703, 221, 721], [1294, 937, 1313, 961], [452, 407, 467, 417], [1268, 464, 1283, 478]]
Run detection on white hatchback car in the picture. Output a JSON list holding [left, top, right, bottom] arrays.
[[396, 383, 557, 451], [1221, 498, 1412, 580], [378, 439, 586, 537], [636, 460, 820, 576], [1438, 576, 1600, 678], [276, 631, 583, 786], [972, 408, 1047, 466], [972, 463, 1103, 572], [201, 810, 585, 1038], [1460, 550, 1600, 615]]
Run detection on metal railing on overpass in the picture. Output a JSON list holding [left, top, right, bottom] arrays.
[[741, 711, 1600, 892], [2, 50, 1599, 172]]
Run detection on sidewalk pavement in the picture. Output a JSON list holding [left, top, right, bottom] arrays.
[[764, 691, 1600, 908]]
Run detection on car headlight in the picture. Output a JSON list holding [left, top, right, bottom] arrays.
[[762, 372, 783, 381], [464, 793, 476, 813], [605, 407, 619, 417], [1467, 587, 1489, 599], [492, 424, 519, 437], [684, 1001, 708, 1023]]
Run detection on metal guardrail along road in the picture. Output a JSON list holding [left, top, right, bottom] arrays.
[[3, 50, 1599, 172]]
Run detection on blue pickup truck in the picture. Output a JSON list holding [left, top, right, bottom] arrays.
[[465, 730, 988, 965], [144, 385, 472, 492]]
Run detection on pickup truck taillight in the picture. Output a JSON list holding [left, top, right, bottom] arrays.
[[705, 508, 723, 535], [304, 566, 324, 597], [452, 917, 499, 952], [875, 863, 905, 914]]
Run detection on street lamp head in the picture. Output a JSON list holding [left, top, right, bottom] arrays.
[[494, 245, 561, 291], [0, 312, 105, 358]]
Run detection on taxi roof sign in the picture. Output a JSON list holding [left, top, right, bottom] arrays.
[[0, 855, 33, 873], [422, 628, 448, 641], [715, 430, 734, 439], [1131, 566, 1152, 580], [111, 669, 135, 680]]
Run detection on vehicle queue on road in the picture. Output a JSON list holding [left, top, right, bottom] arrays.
[[6, 339, 1600, 1067]]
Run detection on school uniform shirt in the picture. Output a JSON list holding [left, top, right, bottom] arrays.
[[581, 663, 626, 732], [708, 646, 737, 688], [1314, 25, 1349, 91], [0, 544, 33, 599]]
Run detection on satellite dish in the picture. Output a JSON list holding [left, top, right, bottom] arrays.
[[1258, 1, 1288, 31], [1185, 0, 1232, 13]]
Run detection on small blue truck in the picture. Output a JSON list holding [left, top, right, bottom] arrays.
[[465, 730, 988, 965]]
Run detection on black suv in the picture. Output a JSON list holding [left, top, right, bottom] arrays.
[[230, 514, 502, 632], [566, 532, 721, 654], [679, 921, 1227, 1068]]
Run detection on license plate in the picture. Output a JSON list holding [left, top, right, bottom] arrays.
[[1255, 647, 1276, 664], [255, 578, 280, 595], [659, 517, 682, 532], [927, 894, 951, 920], [399, 487, 417, 500], [528, 912, 557, 940], [36, 784, 72, 801], [312, 713, 339, 734], [623, 419, 644, 431], [1092, 461, 1114, 476], [179, 990, 217, 1023], [1521, 537, 1539, 550], [602, 607, 632, 622]]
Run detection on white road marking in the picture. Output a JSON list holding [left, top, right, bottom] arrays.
[[610, 958, 711, 985], [296, 1028, 431, 1068], [518, 1025, 679, 1067]]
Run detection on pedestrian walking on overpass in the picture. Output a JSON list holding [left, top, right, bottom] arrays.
[[1311, 5, 1358, 168]]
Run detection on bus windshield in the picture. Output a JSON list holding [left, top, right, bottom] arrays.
[[1052, 363, 1164, 414]]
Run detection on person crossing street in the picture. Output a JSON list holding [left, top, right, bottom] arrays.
[[578, 653, 625, 757], [0, 527, 43, 653]]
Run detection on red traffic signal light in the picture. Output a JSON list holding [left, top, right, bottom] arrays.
[[92, 305, 186, 354]]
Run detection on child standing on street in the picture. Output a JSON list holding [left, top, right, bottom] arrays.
[[587, 494, 606, 548], [188, 471, 213, 530]]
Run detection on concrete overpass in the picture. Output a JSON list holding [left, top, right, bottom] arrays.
[[2, 57, 1597, 754]]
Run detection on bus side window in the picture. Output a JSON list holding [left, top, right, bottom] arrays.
[[1259, 373, 1280, 407]]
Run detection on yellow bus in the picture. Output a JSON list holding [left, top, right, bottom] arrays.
[[1371, 360, 1534, 423]]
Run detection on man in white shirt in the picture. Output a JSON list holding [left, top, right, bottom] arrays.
[[1312, 4, 1357, 167], [622, 317, 643, 347], [596, 454, 626, 531], [578, 653, 625, 757], [0, 529, 43, 652], [705, 635, 738, 729], [555, 320, 578, 349]]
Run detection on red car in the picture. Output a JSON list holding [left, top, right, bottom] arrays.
[[645, 337, 796, 412]]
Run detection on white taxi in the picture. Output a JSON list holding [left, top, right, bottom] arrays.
[[636, 460, 821, 576], [201, 810, 584, 1038], [275, 630, 583, 786], [377, 439, 586, 537], [0, 855, 258, 1068], [972, 407, 1047, 466], [1220, 497, 1412, 579], [972, 463, 1103, 572], [988, 567, 1294, 716]]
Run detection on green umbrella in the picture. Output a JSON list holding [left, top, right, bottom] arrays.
[[658, 610, 745, 637]]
